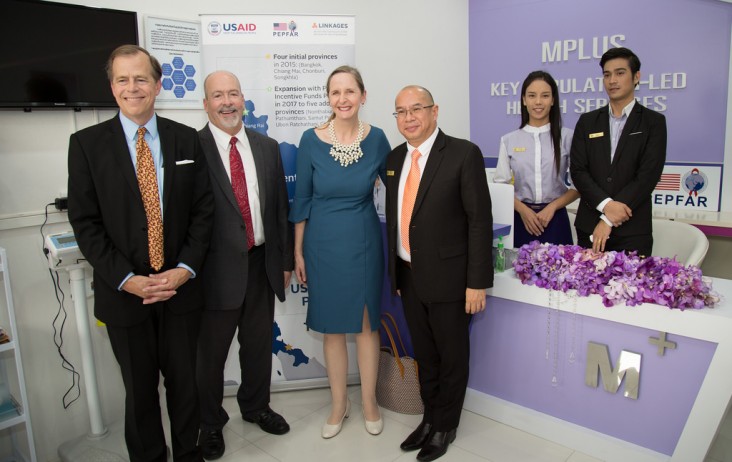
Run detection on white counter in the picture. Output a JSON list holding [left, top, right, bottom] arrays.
[[464, 270, 732, 461]]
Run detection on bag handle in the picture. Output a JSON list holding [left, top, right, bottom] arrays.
[[382, 312, 409, 357], [380, 319, 406, 378]]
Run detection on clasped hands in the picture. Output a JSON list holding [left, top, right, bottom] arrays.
[[123, 267, 191, 304], [592, 200, 632, 253], [518, 203, 557, 236]]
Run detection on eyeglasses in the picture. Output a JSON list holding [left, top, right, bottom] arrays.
[[393, 105, 434, 119]]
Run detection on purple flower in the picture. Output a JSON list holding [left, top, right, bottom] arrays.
[[511, 242, 719, 310]]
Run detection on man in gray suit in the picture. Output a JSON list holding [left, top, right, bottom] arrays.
[[196, 70, 294, 460]]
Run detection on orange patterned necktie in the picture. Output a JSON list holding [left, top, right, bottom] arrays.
[[136, 127, 164, 271], [401, 149, 421, 254]]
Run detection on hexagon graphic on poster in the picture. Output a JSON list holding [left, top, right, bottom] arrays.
[[160, 56, 198, 99]]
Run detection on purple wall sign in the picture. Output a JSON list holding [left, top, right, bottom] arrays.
[[468, 296, 717, 455], [469, 0, 732, 168]]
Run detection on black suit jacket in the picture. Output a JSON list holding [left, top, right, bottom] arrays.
[[385, 130, 494, 302], [198, 124, 294, 309], [68, 115, 214, 326], [570, 103, 667, 237]]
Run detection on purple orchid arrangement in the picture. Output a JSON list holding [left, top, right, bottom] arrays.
[[512, 241, 720, 309]]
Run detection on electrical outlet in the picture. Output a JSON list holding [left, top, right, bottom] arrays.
[[85, 278, 94, 298], [55, 189, 69, 211], [54, 197, 68, 211]]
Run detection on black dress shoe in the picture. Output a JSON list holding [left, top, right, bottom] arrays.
[[243, 408, 290, 435], [416, 428, 457, 462], [198, 429, 225, 460], [400, 420, 433, 451]]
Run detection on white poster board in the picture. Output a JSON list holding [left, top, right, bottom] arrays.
[[145, 16, 204, 108], [201, 14, 357, 388]]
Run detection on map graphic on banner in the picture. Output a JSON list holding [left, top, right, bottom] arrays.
[[272, 321, 326, 380], [469, 0, 732, 211], [201, 14, 356, 384]]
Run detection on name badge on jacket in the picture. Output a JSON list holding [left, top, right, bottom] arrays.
[[589, 132, 604, 139]]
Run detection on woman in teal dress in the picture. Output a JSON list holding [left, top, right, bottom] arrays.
[[290, 66, 390, 439]]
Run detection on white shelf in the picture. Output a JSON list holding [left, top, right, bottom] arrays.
[[0, 247, 36, 461], [0, 341, 15, 354], [0, 415, 25, 431]]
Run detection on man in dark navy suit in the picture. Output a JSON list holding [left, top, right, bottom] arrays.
[[68, 45, 213, 462], [571, 47, 667, 256]]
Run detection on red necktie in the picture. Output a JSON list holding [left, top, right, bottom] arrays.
[[401, 149, 421, 254], [229, 137, 255, 250], [136, 127, 164, 270]]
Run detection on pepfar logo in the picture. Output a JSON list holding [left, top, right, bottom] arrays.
[[682, 168, 708, 197], [653, 166, 719, 209], [273, 20, 299, 37]]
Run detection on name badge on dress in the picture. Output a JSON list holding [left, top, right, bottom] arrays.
[[589, 132, 604, 139], [387, 170, 395, 176], [513, 147, 526, 152]]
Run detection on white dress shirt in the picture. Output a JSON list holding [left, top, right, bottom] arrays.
[[597, 100, 637, 225], [494, 124, 574, 204], [117, 113, 193, 288], [209, 122, 265, 246], [397, 126, 439, 262]]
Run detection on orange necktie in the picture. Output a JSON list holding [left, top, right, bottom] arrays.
[[136, 127, 164, 271], [401, 149, 421, 254]]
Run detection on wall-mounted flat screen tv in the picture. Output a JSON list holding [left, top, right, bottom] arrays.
[[0, 0, 138, 109]]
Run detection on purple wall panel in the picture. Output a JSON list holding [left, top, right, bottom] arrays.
[[469, 0, 732, 166], [468, 296, 717, 455]]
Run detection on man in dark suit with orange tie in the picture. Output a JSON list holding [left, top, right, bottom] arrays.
[[195, 70, 293, 460], [571, 47, 667, 256], [68, 45, 214, 462], [385, 85, 493, 462]]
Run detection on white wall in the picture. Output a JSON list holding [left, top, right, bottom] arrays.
[[0, 0, 470, 460]]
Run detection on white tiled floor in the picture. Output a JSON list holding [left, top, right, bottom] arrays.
[[183, 385, 732, 462]]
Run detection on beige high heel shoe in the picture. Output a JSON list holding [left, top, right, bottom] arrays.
[[363, 404, 383, 435], [321, 399, 351, 439]]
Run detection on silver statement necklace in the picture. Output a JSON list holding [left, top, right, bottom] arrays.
[[328, 119, 364, 167]]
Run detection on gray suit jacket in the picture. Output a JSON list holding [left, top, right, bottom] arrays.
[[198, 124, 294, 308]]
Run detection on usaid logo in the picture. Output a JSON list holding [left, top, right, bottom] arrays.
[[208, 21, 221, 36], [222, 23, 257, 32]]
